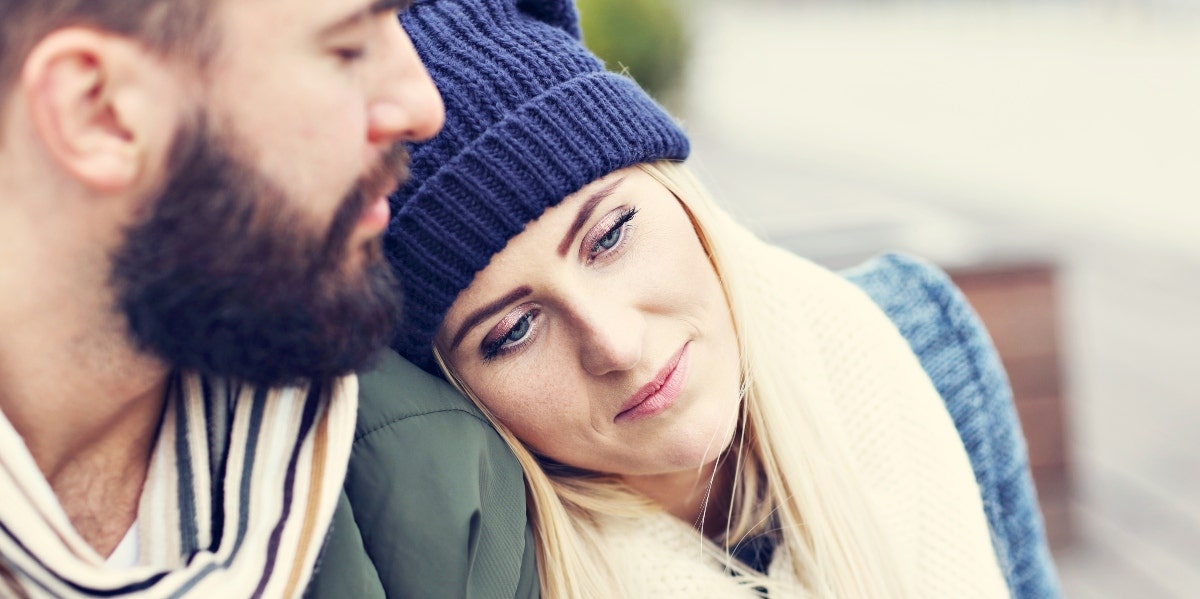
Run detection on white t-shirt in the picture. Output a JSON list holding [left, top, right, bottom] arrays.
[[105, 522, 139, 568]]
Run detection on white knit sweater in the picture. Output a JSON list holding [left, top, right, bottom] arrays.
[[593, 238, 1010, 599]]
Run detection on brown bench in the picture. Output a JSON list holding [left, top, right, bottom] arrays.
[[949, 262, 1073, 548]]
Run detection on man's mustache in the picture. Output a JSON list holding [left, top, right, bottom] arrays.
[[320, 143, 411, 262], [362, 142, 413, 201]]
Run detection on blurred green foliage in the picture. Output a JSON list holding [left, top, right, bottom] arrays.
[[576, 0, 690, 108]]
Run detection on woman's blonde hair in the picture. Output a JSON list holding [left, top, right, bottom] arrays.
[[434, 161, 915, 598]]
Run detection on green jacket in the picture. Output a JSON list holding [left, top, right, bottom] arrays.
[[305, 350, 540, 598]]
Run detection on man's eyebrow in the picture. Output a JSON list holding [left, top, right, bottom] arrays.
[[320, 0, 414, 36], [556, 177, 627, 257], [449, 286, 534, 352]]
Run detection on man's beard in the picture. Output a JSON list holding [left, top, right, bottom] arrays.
[[110, 116, 406, 387]]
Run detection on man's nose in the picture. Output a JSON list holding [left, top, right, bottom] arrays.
[[368, 22, 445, 145]]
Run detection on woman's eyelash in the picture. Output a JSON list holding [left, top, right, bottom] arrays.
[[483, 309, 538, 361], [589, 208, 639, 257], [483, 339, 504, 361]]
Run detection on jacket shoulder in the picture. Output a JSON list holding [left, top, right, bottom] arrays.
[[354, 347, 491, 436], [310, 349, 539, 599]]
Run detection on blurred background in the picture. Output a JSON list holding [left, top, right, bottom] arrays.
[[577, 0, 1200, 596]]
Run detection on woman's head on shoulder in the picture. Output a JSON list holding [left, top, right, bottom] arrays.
[[386, 0, 769, 552], [385, 0, 749, 486], [382, 2, 956, 596], [433, 162, 743, 480]]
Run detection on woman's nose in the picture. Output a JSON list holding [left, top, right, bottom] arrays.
[[574, 300, 645, 377]]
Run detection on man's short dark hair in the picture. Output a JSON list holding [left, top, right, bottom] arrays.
[[0, 0, 212, 120]]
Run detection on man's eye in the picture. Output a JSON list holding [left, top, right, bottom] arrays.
[[335, 47, 366, 61]]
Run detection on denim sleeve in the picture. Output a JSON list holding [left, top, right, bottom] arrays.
[[843, 252, 1062, 599]]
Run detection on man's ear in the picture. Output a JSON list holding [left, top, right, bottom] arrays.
[[20, 28, 184, 194]]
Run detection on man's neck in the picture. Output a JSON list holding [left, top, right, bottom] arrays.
[[0, 287, 170, 556], [0, 356, 168, 557], [43, 379, 166, 558], [2, 102, 173, 557]]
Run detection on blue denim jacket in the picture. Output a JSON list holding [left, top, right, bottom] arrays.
[[843, 253, 1062, 599]]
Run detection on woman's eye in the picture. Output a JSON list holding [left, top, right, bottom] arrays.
[[505, 313, 532, 343], [483, 310, 539, 361], [588, 208, 638, 259], [595, 226, 622, 252]]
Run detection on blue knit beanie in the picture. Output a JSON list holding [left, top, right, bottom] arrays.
[[387, 0, 691, 375]]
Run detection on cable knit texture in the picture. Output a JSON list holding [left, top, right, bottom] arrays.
[[845, 254, 1062, 599], [388, 0, 690, 374], [589, 233, 1013, 598]]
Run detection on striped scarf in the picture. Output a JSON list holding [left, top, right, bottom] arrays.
[[0, 372, 357, 598]]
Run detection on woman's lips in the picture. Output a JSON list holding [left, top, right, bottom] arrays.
[[615, 343, 690, 423]]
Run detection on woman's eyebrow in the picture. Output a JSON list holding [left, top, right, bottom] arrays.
[[450, 286, 533, 351], [556, 177, 627, 257]]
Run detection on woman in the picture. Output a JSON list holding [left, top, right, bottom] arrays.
[[386, 0, 1060, 597]]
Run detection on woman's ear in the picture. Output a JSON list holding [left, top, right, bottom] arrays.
[[20, 28, 185, 194]]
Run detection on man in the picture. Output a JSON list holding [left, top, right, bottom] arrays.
[[0, 0, 523, 595]]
